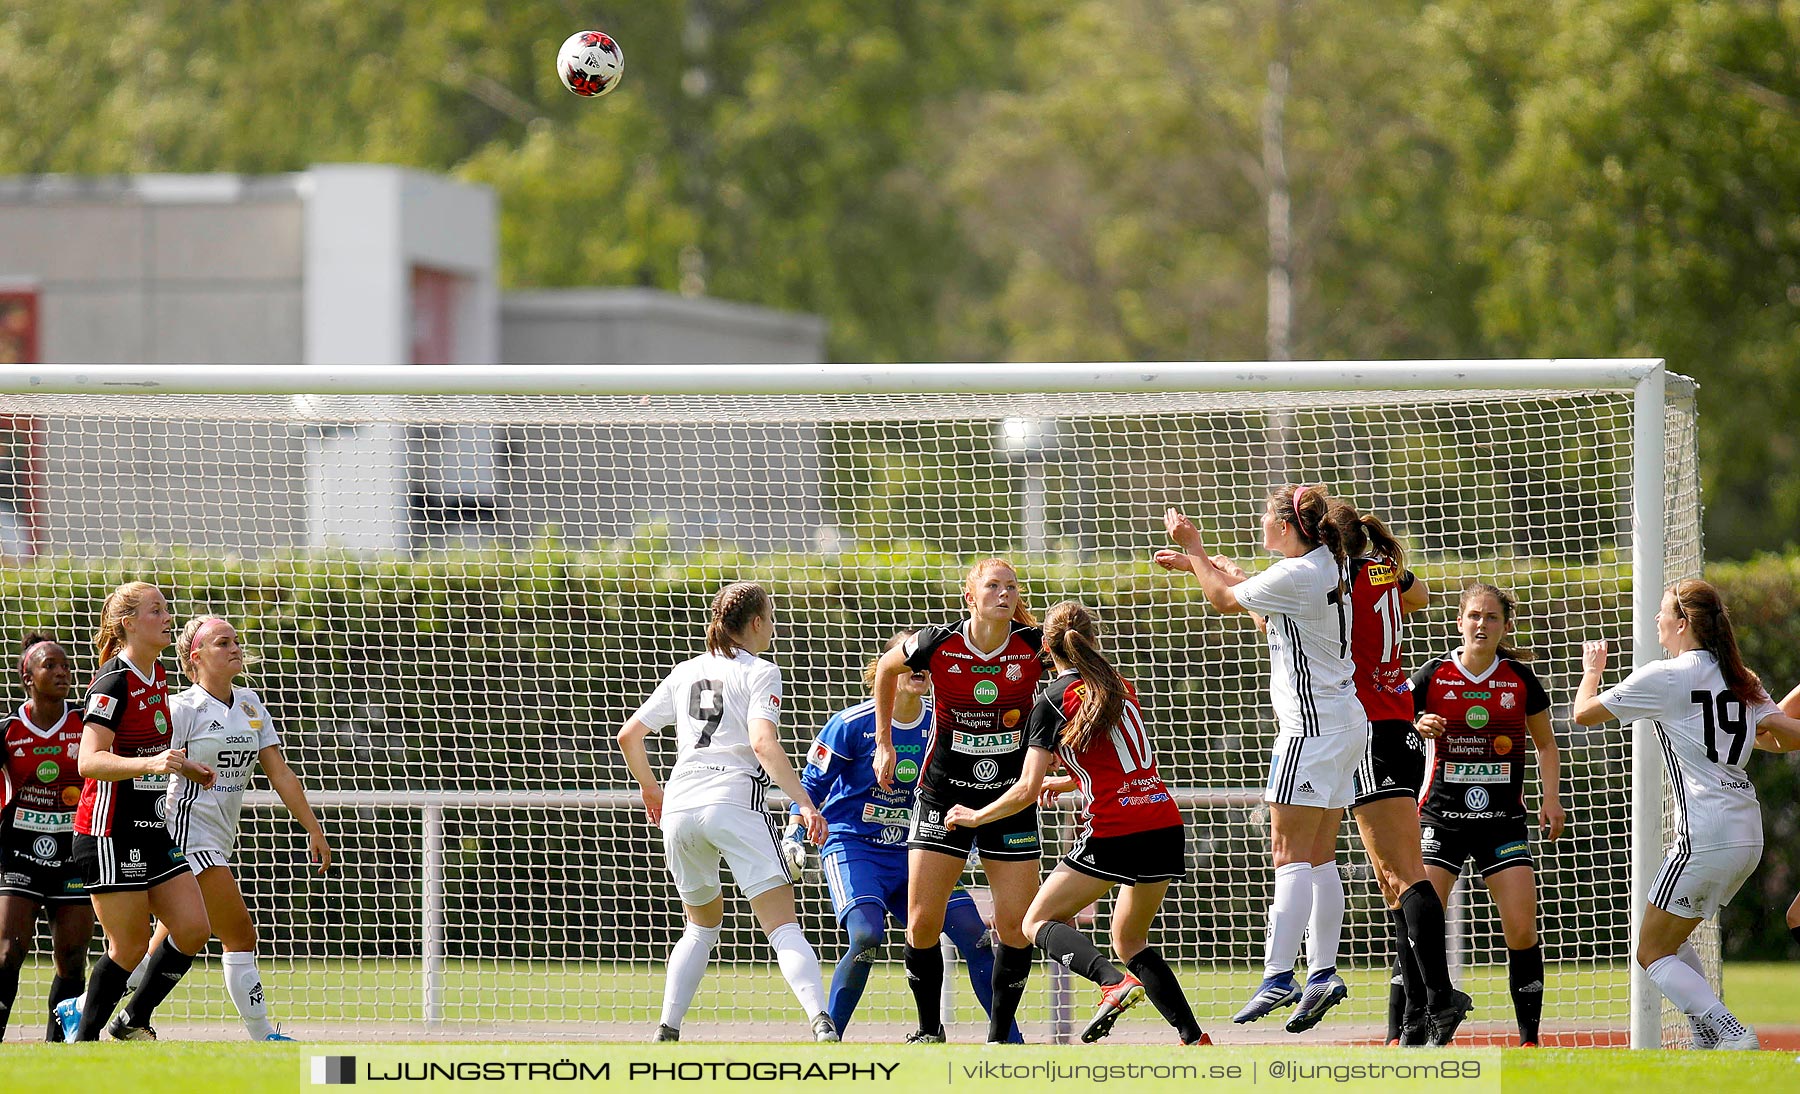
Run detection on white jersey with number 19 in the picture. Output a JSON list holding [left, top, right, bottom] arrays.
[[1598, 649, 1780, 853], [632, 649, 783, 815]]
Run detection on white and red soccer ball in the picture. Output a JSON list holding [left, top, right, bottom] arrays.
[[557, 30, 624, 98]]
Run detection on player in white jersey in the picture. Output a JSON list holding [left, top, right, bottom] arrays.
[[1575, 579, 1800, 1050], [131, 616, 331, 1041], [1156, 485, 1425, 1032], [617, 582, 836, 1043]]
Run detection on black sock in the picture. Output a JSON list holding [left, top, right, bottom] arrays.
[[1034, 921, 1123, 987], [0, 958, 18, 1041], [1508, 944, 1544, 1044], [1399, 881, 1454, 1010], [1390, 905, 1426, 1031], [122, 938, 196, 1028], [904, 943, 944, 1034], [75, 954, 132, 1041], [1127, 947, 1204, 1044], [1384, 907, 1405, 1041], [47, 971, 84, 1043], [987, 944, 1034, 1044]]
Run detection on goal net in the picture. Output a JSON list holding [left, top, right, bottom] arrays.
[[0, 363, 1700, 1047]]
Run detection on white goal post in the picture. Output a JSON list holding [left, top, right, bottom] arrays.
[[0, 361, 1696, 1048]]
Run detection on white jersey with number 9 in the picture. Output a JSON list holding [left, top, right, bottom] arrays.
[[631, 649, 783, 814]]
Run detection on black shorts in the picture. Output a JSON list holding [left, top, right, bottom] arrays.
[[1353, 720, 1426, 807], [908, 797, 1040, 861], [72, 824, 189, 894], [0, 819, 87, 905], [1063, 824, 1186, 885], [1419, 813, 1533, 878]]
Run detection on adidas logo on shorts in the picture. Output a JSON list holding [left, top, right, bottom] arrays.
[[1674, 896, 1692, 909], [1297, 781, 1315, 794]]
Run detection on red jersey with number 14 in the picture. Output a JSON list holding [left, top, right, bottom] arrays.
[[1350, 555, 1413, 723], [1027, 671, 1182, 838]]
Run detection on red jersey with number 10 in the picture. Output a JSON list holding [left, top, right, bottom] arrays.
[[1027, 671, 1182, 838], [1349, 556, 1413, 723]]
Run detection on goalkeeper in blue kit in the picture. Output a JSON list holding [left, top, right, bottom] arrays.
[[786, 634, 1021, 1041]]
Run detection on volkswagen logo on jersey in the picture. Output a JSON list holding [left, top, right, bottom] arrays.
[[154, 795, 168, 820], [877, 826, 906, 845], [33, 836, 56, 859], [973, 759, 1000, 782], [1464, 786, 1491, 811]]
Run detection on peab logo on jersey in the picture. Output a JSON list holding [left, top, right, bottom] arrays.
[[86, 693, 118, 719]]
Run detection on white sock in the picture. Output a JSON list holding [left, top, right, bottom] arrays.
[[767, 922, 827, 1019], [659, 922, 721, 1030], [1265, 861, 1314, 978], [1646, 954, 1726, 1019], [1307, 861, 1345, 977], [223, 950, 276, 1040], [1676, 941, 1707, 980]]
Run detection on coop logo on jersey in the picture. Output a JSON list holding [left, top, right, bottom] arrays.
[[973, 760, 1001, 782], [951, 729, 1020, 755], [1465, 705, 1490, 730], [1463, 786, 1491, 811], [972, 681, 1000, 705], [85, 693, 118, 719], [895, 759, 918, 783]]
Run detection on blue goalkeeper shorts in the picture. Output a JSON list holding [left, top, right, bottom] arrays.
[[820, 836, 978, 926]]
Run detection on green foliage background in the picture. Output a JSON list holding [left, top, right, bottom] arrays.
[[2, 0, 1797, 555]]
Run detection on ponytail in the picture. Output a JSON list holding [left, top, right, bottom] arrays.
[[1331, 501, 1407, 572], [705, 582, 771, 658], [1273, 484, 1349, 591], [1042, 601, 1128, 753], [863, 631, 914, 691], [95, 581, 161, 666], [1670, 579, 1767, 705]]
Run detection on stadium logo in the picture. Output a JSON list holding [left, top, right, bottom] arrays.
[[1465, 705, 1490, 729], [1464, 786, 1491, 811], [972, 681, 1000, 705], [311, 1056, 357, 1085], [973, 760, 1000, 782]]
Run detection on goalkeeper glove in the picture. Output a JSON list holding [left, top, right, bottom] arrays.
[[780, 818, 813, 878]]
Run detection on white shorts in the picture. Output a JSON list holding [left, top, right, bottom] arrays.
[[1649, 843, 1760, 920], [184, 848, 233, 875], [661, 802, 793, 907], [1264, 731, 1363, 810]]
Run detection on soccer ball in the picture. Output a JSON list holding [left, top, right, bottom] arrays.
[[557, 30, 624, 98]]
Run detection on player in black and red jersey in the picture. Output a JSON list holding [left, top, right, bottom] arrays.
[[946, 601, 1209, 1046], [1329, 506, 1460, 1045], [0, 635, 92, 1041], [57, 583, 216, 1043], [1410, 583, 1564, 1046], [871, 558, 1043, 1044]]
